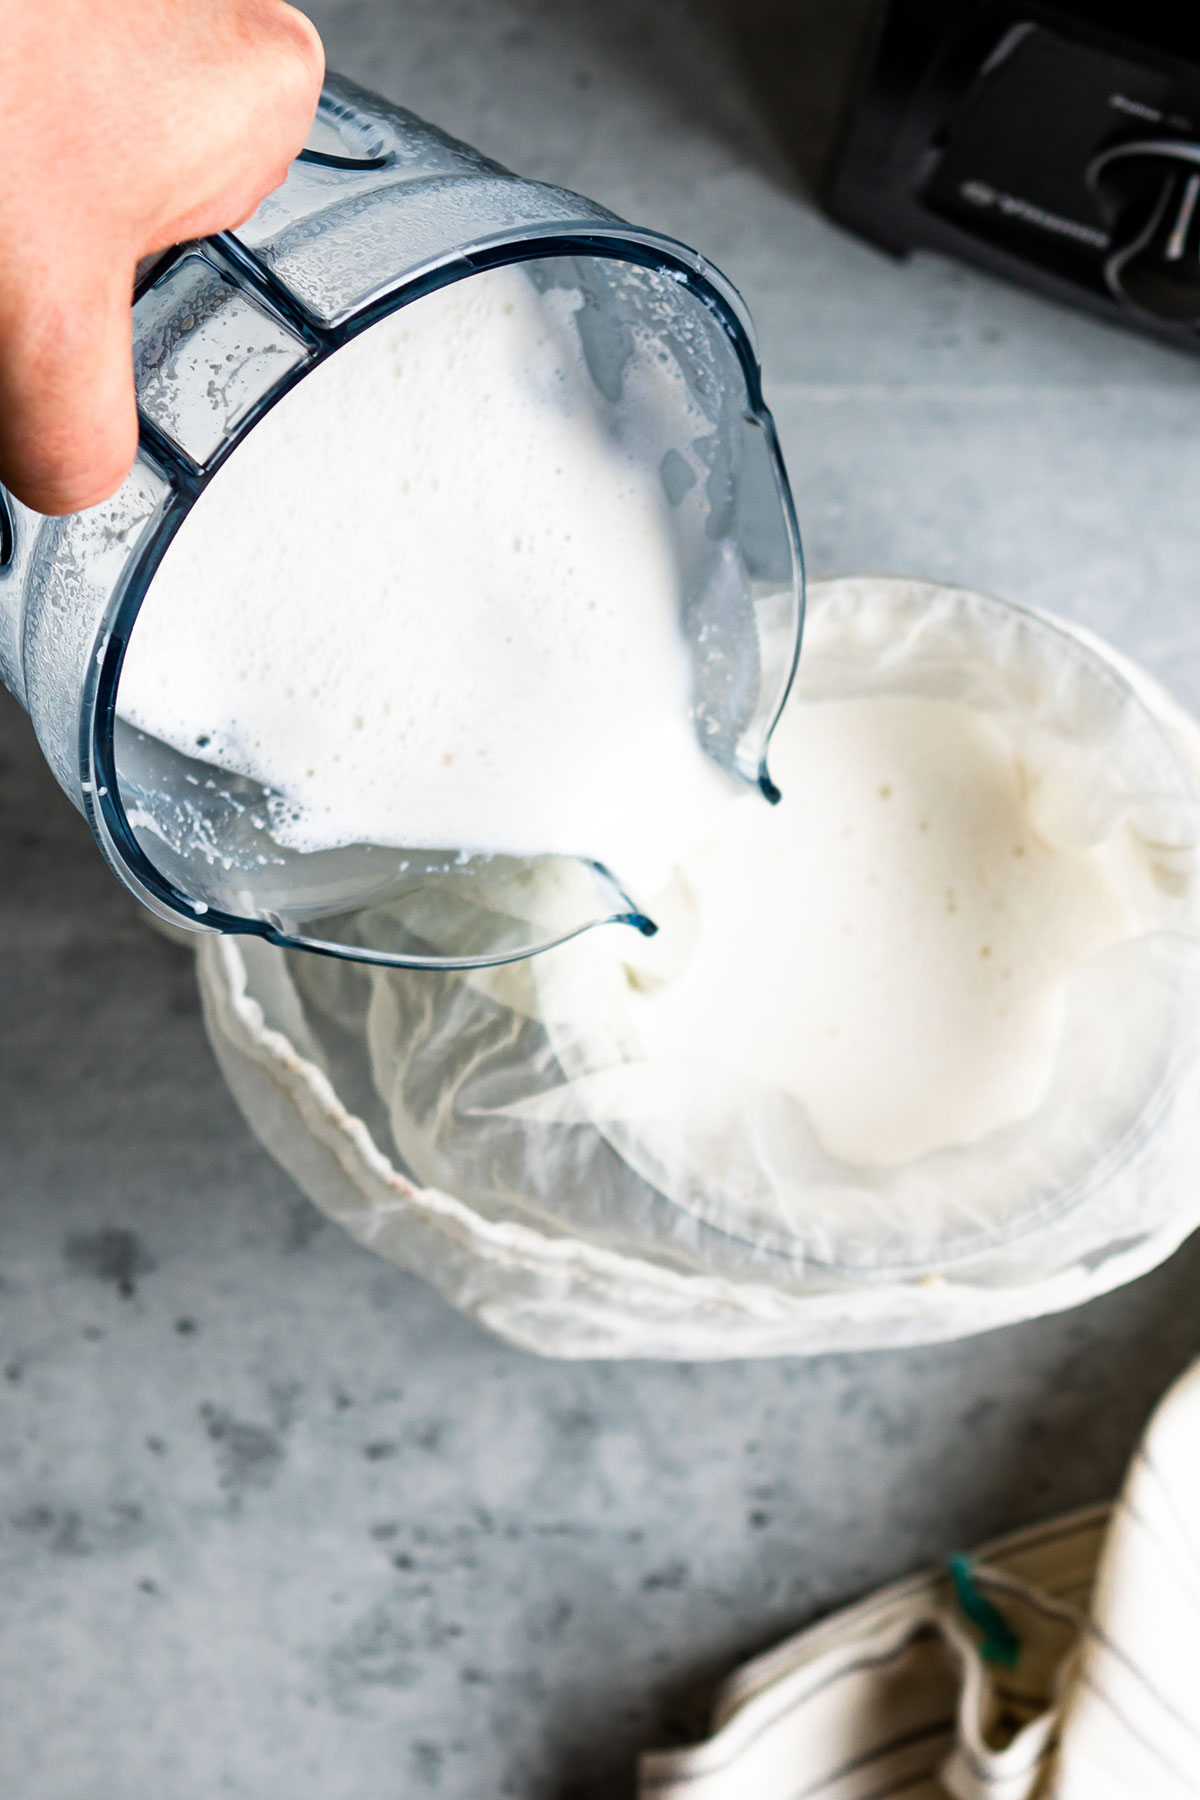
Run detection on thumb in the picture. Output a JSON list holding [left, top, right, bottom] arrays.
[[0, 261, 140, 517]]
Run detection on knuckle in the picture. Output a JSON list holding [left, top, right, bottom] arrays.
[[217, 3, 323, 160], [281, 7, 326, 79], [251, 2, 325, 92]]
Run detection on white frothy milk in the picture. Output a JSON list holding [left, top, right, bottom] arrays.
[[117, 263, 735, 897], [626, 694, 1142, 1167]]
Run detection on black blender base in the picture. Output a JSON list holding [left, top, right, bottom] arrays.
[[825, 0, 1200, 355]]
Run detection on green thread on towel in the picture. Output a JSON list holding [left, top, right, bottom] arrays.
[[948, 1554, 1020, 1668]]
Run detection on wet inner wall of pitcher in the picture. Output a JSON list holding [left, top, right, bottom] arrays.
[[109, 253, 800, 964]]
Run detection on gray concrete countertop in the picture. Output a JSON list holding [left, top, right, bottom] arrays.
[[6, 4, 1200, 1795]]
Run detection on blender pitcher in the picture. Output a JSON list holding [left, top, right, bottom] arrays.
[[0, 74, 804, 970]]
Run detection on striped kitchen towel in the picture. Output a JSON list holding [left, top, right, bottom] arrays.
[[640, 1358, 1200, 1800]]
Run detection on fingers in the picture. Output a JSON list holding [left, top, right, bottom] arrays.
[[0, 0, 327, 515], [0, 268, 140, 516], [153, 3, 325, 247]]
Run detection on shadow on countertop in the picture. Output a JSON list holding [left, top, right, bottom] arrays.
[[542, 1217, 1200, 1797], [546, 0, 882, 200]]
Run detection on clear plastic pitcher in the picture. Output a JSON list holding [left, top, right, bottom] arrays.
[[0, 74, 804, 969]]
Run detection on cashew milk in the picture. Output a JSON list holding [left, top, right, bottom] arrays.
[[626, 694, 1142, 1167], [117, 263, 733, 898]]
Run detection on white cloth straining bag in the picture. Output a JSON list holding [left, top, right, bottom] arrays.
[[639, 1356, 1200, 1800], [196, 580, 1200, 1357]]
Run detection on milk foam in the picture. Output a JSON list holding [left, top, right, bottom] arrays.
[[626, 694, 1142, 1167], [117, 263, 735, 898]]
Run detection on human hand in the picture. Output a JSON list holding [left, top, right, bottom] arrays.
[[0, 0, 324, 516]]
